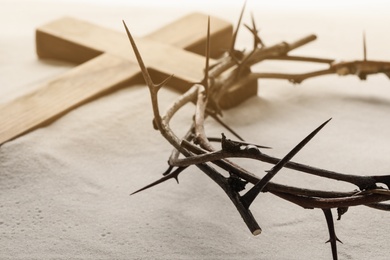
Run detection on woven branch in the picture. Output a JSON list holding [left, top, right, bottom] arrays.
[[124, 6, 390, 260]]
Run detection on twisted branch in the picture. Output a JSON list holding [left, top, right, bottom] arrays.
[[124, 6, 390, 260]]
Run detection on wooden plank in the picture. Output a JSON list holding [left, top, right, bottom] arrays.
[[36, 13, 232, 63], [145, 13, 231, 58], [0, 54, 139, 144], [34, 14, 237, 97], [0, 13, 257, 145], [0, 14, 235, 145]]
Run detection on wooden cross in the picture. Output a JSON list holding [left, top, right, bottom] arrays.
[[0, 13, 257, 145]]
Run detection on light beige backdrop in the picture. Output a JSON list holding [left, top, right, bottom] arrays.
[[1, 1, 389, 259]]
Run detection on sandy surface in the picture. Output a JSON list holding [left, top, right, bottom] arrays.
[[1, 1, 390, 259]]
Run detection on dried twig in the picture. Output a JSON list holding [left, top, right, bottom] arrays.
[[124, 6, 390, 260]]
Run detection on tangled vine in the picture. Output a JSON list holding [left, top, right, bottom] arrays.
[[124, 4, 390, 259]]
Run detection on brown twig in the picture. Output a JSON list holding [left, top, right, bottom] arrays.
[[124, 5, 390, 259]]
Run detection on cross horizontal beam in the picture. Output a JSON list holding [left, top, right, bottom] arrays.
[[0, 13, 257, 145]]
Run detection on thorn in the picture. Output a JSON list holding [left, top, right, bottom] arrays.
[[244, 13, 265, 49], [250, 12, 264, 47], [130, 166, 187, 195], [162, 165, 174, 176], [235, 14, 265, 79], [192, 17, 211, 97], [337, 207, 349, 220], [156, 74, 174, 91], [230, 0, 247, 56], [322, 209, 342, 260], [123, 21, 172, 93], [363, 31, 367, 61], [251, 143, 271, 149], [123, 20, 155, 90], [241, 118, 332, 208], [208, 112, 244, 141], [201, 16, 211, 93], [325, 237, 343, 244], [208, 136, 271, 150]]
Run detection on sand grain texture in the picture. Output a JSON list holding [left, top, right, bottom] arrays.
[[1, 1, 390, 259]]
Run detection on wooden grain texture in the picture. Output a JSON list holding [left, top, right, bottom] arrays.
[[0, 54, 139, 145], [0, 13, 257, 145], [36, 13, 232, 63], [146, 13, 231, 58]]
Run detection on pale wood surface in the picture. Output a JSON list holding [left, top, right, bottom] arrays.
[[0, 54, 139, 144], [36, 14, 232, 63], [0, 13, 244, 145]]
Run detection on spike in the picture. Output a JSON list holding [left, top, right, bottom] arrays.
[[323, 209, 343, 260], [337, 207, 349, 220], [250, 12, 264, 47], [363, 31, 367, 61], [162, 165, 174, 176], [230, 0, 247, 56], [123, 20, 172, 93], [208, 112, 244, 141], [123, 20, 154, 88], [201, 16, 211, 94], [241, 118, 332, 208], [208, 137, 271, 150], [189, 17, 211, 94], [244, 13, 264, 49], [130, 166, 187, 195], [156, 74, 174, 92]]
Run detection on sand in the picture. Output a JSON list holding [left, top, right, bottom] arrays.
[[1, 1, 390, 259]]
